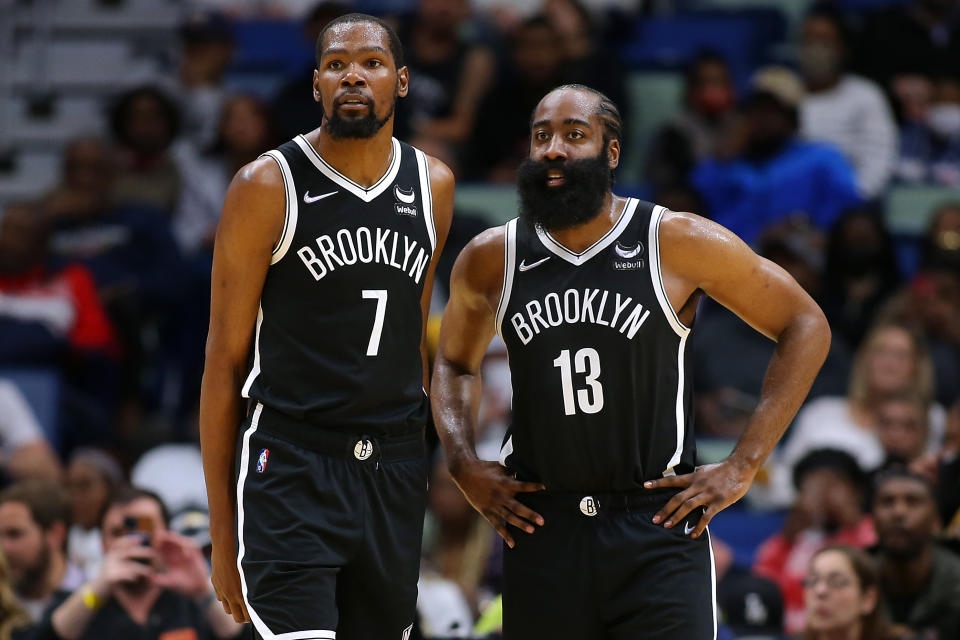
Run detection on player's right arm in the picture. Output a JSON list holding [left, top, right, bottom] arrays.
[[199, 158, 285, 624], [432, 227, 545, 548]]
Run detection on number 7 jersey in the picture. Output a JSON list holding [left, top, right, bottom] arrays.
[[496, 199, 696, 491], [241, 136, 435, 435]]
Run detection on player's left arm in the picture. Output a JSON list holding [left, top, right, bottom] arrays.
[[419, 156, 455, 393], [645, 210, 831, 538]]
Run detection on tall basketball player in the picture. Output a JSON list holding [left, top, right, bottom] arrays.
[[199, 14, 452, 640], [432, 84, 830, 638]]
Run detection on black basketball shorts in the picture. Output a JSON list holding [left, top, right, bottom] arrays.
[[503, 490, 717, 640], [235, 402, 428, 640]]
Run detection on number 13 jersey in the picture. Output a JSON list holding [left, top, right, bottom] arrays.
[[497, 199, 696, 491], [241, 136, 435, 435]]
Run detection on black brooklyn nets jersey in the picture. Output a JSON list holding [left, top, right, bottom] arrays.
[[241, 135, 435, 434], [497, 199, 696, 491]]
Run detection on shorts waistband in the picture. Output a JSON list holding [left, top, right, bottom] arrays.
[[252, 403, 425, 463], [520, 488, 681, 517]]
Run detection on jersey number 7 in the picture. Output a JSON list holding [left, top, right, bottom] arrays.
[[362, 289, 388, 356]]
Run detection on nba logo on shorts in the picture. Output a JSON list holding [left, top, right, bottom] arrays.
[[256, 449, 270, 473], [401, 623, 413, 640]]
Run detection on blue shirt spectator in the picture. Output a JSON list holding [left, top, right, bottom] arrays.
[[692, 67, 861, 245]]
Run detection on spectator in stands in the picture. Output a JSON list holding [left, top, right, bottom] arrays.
[[754, 449, 876, 633], [691, 224, 851, 438], [872, 469, 960, 638], [396, 0, 495, 153], [419, 458, 499, 635], [820, 209, 902, 348], [0, 380, 61, 484], [173, 11, 235, 150], [0, 482, 84, 621], [875, 391, 931, 470], [921, 201, 960, 273], [64, 449, 124, 580], [693, 67, 861, 245], [801, 545, 913, 640], [271, 1, 350, 142], [41, 137, 185, 429], [880, 266, 960, 407], [39, 487, 242, 640], [936, 399, 960, 534], [108, 86, 182, 212], [854, 0, 960, 92], [897, 77, 960, 187], [778, 322, 945, 480], [798, 6, 898, 199], [467, 16, 567, 181], [646, 51, 738, 191], [0, 550, 32, 640], [0, 202, 119, 446], [173, 95, 278, 257], [542, 0, 627, 139]]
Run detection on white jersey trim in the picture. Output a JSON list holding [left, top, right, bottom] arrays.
[[240, 306, 264, 398], [534, 197, 638, 266], [235, 404, 338, 640], [648, 205, 690, 476], [261, 150, 299, 265], [495, 219, 518, 338], [414, 148, 437, 251], [707, 527, 719, 640], [648, 205, 692, 338], [294, 135, 401, 203]]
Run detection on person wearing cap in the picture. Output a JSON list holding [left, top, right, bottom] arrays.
[[693, 66, 862, 246]]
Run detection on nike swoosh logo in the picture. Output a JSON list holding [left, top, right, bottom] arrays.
[[684, 521, 696, 535], [303, 190, 337, 204], [518, 256, 550, 272]]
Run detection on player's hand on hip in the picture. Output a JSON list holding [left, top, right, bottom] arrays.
[[450, 459, 545, 548], [210, 541, 250, 624], [644, 459, 757, 539]]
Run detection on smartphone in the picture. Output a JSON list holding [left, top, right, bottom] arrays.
[[123, 515, 153, 565]]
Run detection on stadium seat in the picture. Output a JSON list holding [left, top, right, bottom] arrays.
[[454, 184, 518, 226], [620, 9, 787, 87], [884, 185, 960, 235], [619, 71, 686, 184], [0, 369, 62, 449]]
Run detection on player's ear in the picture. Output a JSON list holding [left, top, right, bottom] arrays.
[[606, 138, 621, 169], [312, 69, 322, 104], [396, 65, 409, 99]]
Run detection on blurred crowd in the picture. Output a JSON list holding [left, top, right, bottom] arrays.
[[0, 0, 959, 638]]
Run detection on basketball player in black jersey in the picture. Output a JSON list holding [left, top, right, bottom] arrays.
[[199, 14, 452, 640], [432, 84, 830, 638]]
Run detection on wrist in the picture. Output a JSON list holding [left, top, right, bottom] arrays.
[[81, 583, 109, 610], [447, 449, 480, 477], [727, 451, 762, 478]]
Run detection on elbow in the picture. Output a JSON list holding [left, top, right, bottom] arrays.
[[797, 304, 832, 364]]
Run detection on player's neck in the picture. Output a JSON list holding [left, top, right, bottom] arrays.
[[307, 126, 396, 189], [547, 192, 625, 254]]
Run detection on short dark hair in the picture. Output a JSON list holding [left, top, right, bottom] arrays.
[[316, 13, 403, 70], [793, 448, 865, 492], [0, 481, 70, 531], [804, 2, 853, 47], [108, 85, 181, 146], [542, 84, 624, 147], [103, 487, 170, 529], [872, 468, 937, 503]]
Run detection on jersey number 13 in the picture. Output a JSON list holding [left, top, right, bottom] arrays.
[[553, 348, 604, 415]]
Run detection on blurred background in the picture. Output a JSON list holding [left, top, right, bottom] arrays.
[[0, 0, 958, 638]]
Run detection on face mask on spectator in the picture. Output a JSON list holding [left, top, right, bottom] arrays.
[[694, 86, 734, 116], [928, 104, 960, 138], [799, 43, 840, 85]]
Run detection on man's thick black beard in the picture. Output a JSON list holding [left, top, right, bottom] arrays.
[[324, 98, 394, 139], [516, 149, 613, 232]]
